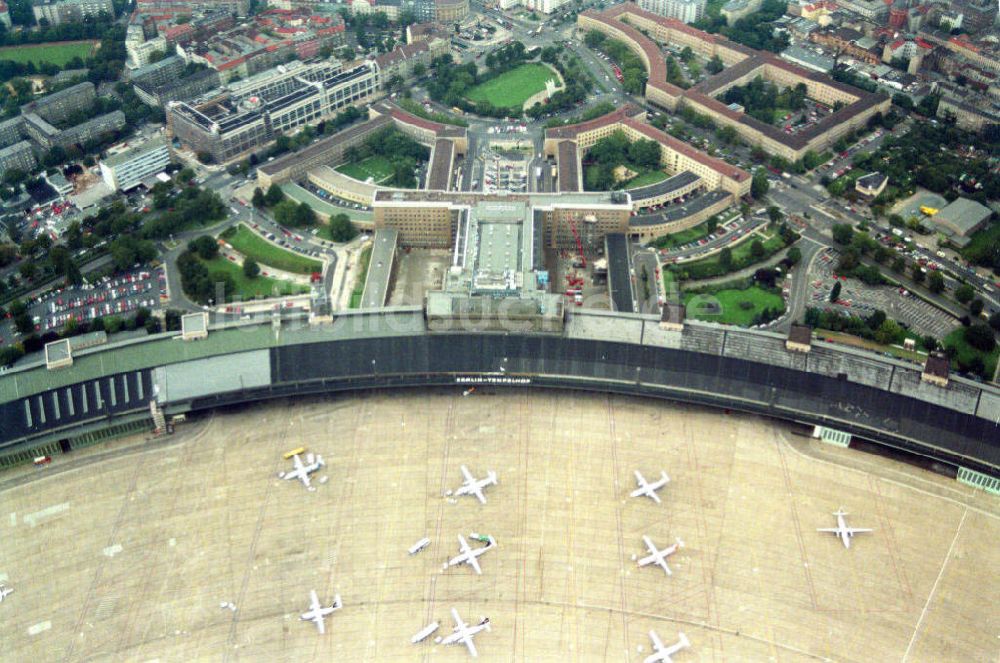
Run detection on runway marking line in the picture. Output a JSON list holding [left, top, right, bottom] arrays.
[[901, 507, 967, 662]]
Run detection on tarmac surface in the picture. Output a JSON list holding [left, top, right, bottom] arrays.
[[1, 391, 997, 662]]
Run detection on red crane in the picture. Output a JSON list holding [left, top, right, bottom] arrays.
[[568, 219, 586, 269]]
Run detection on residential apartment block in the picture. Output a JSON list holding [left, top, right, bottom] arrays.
[[100, 136, 172, 191]]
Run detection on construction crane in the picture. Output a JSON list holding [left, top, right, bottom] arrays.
[[568, 218, 586, 269]]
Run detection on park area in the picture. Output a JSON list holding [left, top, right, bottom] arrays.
[[221, 224, 321, 275], [0, 40, 97, 66], [465, 63, 558, 109], [683, 285, 785, 326], [335, 156, 394, 184], [205, 256, 309, 301]]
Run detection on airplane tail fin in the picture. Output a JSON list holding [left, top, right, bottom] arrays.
[[678, 632, 690, 648], [333, 594, 342, 609], [316, 454, 325, 467], [488, 470, 498, 485], [834, 507, 848, 516], [661, 471, 670, 483], [676, 537, 685, 548], [306, 453, 315, 465]]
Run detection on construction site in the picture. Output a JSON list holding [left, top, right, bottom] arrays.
[[1, 391, 997, 661]]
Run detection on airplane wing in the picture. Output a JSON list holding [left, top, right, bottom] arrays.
[[469, 554, 483, 575], [463, 633, 479, 658], [844, 527, 873, 534], [650, 473, 670, 490], [816, 528, 841, 532], [293, 454, 305, 471], [451, 607, 467, 630], [315, 614, 325, 635], [649, 629, 665, 652], [458, 534, 472, 555], [460, 465, 475, 483], [309, 590, 321, 612], [299, 472, 312, 488], [634, 470, 646, 487], [472, 486, 487, 504]]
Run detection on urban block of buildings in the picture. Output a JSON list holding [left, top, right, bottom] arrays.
[[639, 0, 707, 24], [31, 0, 113, 25], [579, 3, 891, 162], [168, 59, 379, 163]]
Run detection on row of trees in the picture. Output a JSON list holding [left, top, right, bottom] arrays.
[[583, 31, 647, 96]]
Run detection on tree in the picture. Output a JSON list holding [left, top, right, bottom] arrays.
[[751, 169, 769, 198], [911, 264, 925, 283], [990, 311, 1000, 332], [327, 213, 357, 243], [252, 187, 266, 208], [264, 184, 285, 207], [829, 281, 842, 302], [954, 283, 974, 304], [875, 319, 904, 345], [243, 257, 260, 279], [196, 151, 215, 164], [831, 224, 854, 245], [292, 201, 316, 227], [786, 246, 801, 265], [964, 324, 995, 353], [969, 298, 984, 317], [271, 199, 300, 227], [707, 55, 724, 74], [927, 270, 945, 294], [766, 206, 783, 223], [750, 239, 765, 258], [719, 246, 733, 269], [892, 256, 906, 273], [188, 235, 219, 260]]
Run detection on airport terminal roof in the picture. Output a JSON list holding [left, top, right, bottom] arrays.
[[605, 232, 634, 313], [360, 229, 398, 308], [629, 170, 699, 201], [426, 138, 455, 191], [557, 141, 581, 193]]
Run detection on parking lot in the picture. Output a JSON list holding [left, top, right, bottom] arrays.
[[481, 151, 529, 194], [1, 266, 166, 345], [807, 249, 958, 339]]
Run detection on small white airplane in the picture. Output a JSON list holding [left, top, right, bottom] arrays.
[[440, 607, 490, 657], [644, 630, 690, 663], [447, 534, 496, 575], [454, 465, 497, 504], [279, 453, 325, 491], [817, 509, 873, 549], [638, 535, 682, 576], [300, 589, 342, 634], [0, 585, 12, 603], [631, 470, 670, 504]]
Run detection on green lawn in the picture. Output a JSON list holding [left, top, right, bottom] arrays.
[[0, 41, 96, 66], [221, 224, 321, 275], [205, 256, 309, 300], [349, 245, 372, 309], [683, 286, 785, 326], [625, 170, 669, 189], [336, 156, 394, 184], [466, 63, 558, 109], [944, 328, 999, 379], [960, 220, 1000, 267]]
